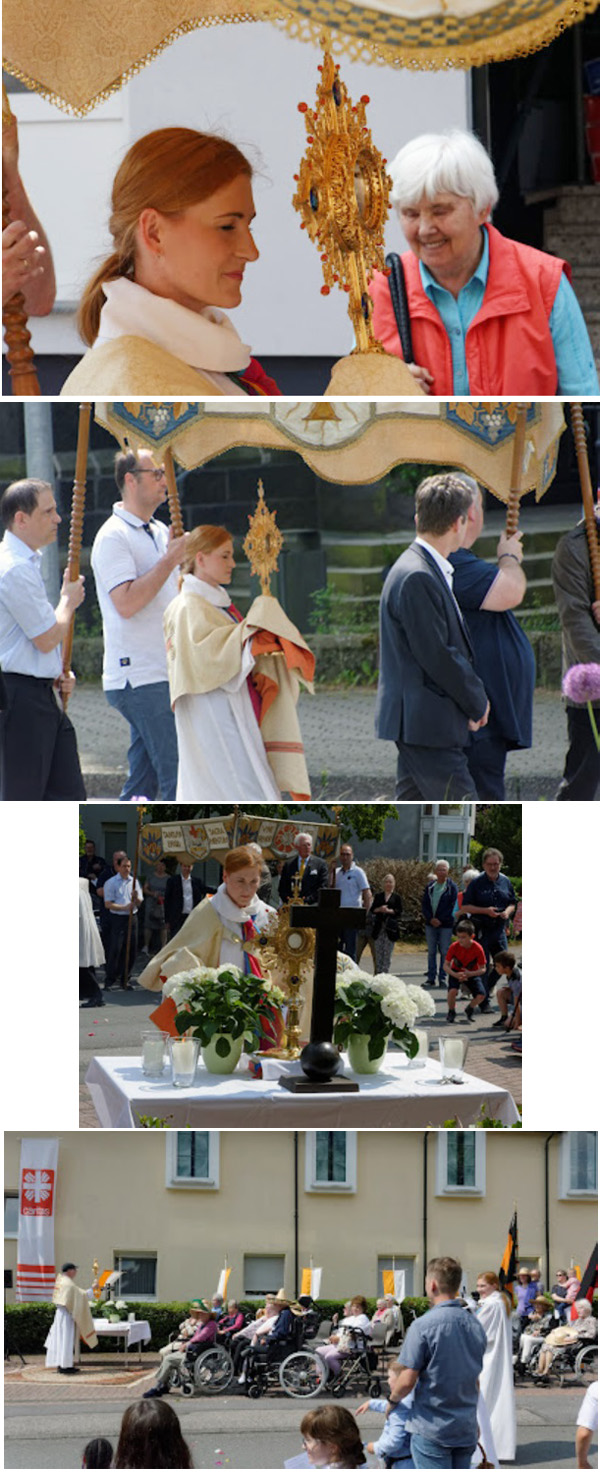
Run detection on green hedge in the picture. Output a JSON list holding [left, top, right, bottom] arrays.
[[6, 1296, 431, 1354]]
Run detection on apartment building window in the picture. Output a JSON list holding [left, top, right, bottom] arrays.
[[559, 1133, 598, 1198], [305, 1132, 357, 1192], [244, 1255, 285, 1297], [114, 1252, 157, 1299], [436, 1133, 486, 1195], [165, 1132, 220, 1189], [4, 1194, 18, 1238]]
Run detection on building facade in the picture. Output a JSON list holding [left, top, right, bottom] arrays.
[[5, 1131, 596, 1304]]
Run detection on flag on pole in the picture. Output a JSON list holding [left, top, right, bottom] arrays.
[[499, 1210, 518, 1298], [571, 1244, 597, 1320], [300, 1267, 322, 1298], [216, 1265, 231, 1299], [16, 1138, 59, 1301]]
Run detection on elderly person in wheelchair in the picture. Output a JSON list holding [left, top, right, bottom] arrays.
[[144, 1300, 217, 1399], [534, 1299, 597, 1382], [241, 1292, 302, 1390], [316, 1296, 372, 1382]]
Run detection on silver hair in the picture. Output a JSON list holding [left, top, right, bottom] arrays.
[[388, 130, 499, 217], [575, 1299, 592, 1315], [294, 832, 313, 848], [434, 858, 450, 870]]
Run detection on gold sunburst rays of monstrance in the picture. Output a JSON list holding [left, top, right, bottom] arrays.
[[256, 872, 317, 1056], [293, 38, 423, 397], [243, 480, 284, 596]]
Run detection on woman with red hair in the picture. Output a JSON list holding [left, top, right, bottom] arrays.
[[61, 128, 280, 397], [164, 524, 314, 801]]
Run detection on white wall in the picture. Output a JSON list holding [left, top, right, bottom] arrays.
[[9, 24, 468, 358]]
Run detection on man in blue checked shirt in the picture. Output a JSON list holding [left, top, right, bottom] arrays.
[[0, 478, 86, 800], [386, 1256, 487, 1470]]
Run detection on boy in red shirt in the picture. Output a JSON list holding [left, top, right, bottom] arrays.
[[443, 920, 487, 1023]]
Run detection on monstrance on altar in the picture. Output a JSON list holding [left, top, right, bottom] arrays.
[[256, 871, 316, 1057]]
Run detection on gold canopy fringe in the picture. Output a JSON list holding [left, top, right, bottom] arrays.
[[274, 0, 600, 69], [3, 0, 598, 110], [2, 11, 275, 117]]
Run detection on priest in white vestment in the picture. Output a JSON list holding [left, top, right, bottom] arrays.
[[475, 1273, 516, 1461], [45, 1264, 98, 1372], [164, 525, 314, 802]]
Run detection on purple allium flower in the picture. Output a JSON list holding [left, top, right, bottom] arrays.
[[562, 663, 600, 704]]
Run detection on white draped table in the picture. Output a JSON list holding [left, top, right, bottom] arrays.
[[92, 1319, 151, 1366], [85, 1053, 519, 1129]]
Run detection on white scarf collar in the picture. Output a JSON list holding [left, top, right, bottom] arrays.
[[211, 882, 262, 928], [96, 277, 251, 373], [181, 575, 231, 608]]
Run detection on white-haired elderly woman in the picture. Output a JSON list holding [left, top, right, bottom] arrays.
[[534, 1298, 597, 1381], [369, 129, 598, 396]]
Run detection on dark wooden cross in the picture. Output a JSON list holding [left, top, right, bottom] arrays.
[[280, 888, 366, 1092]]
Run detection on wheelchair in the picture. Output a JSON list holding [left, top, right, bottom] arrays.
[[321, 1326, 383, 1399], [243, 1315, 327, 1400], [168, 1340, 235, 1397]]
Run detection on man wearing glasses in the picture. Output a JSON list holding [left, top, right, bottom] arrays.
[[91, 449, 188, 799]]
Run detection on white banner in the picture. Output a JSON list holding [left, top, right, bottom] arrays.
[[311, 1267, 323, 1300], [393, 1269, 406, 1302], [16, 1138, 59, 1301]]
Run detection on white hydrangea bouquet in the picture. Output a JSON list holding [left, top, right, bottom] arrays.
[[162, 964, 286, 1057], [334, 970, 436, 1064]]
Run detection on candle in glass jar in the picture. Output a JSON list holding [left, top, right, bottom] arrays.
[[142, 1036, 165, 1075], [414, 1029, 429, 1059], [442, 1038, 464, 1071], [172, 1039, 197, 1073]]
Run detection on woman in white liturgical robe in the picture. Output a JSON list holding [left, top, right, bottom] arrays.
[[475, 1272, 517, 1461], [163, 525, 314, 802]]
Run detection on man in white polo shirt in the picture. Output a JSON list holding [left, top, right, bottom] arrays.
[[0, 477, 85, 800], [91, 449, 188, 800], [335, 843, 372, 961]]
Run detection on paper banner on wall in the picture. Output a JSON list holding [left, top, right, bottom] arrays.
[[16, 1138, 59, 1301], [216, 1265, 232, 1298]]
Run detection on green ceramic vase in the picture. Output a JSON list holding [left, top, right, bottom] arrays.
[[347, 1033, 389, 1075], [201, 1034, 244, 1075]]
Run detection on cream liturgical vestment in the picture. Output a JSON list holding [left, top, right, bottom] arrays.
[[477, 1292, 516, 1461], [60, 278, 255, 397], [137, 886, 275, 993], [45, 1274, 98, 1369], [164, 580, 314, 800]]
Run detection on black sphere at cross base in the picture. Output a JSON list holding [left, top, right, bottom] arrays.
[[300, 1040, 343, 1081]]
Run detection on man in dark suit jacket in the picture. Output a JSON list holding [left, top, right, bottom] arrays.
[[278, 833, 329, 906], [164, 863, 206, 936], [375, 473, 490, 799]]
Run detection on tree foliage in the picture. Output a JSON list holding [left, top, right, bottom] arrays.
[[473, 804, 522, 876]]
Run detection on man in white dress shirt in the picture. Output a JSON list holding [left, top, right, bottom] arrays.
[[103, 853, 143, 990], [91, 449, 188, 800], [335, 843, 372, 961], [0, 478, 85, 800]]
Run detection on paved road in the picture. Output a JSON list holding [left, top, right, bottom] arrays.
[[79, 949, 522, 1125], [3, 1380, 591, 1469], [70, 685, 593, 801]]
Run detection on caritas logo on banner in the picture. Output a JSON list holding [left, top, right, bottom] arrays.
[[16, 1139, 59, 1301]]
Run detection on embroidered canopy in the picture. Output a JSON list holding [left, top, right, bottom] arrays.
[[4, 0, 598, 114], [96, 399, 565, 502], [140, 812, 341, 864]]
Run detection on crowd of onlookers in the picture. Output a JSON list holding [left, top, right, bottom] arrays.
[[79, 836, 522, 1045]]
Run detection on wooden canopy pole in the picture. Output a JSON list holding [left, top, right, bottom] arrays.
[[504, 404, 529, 536], [124, 805, 146, 989], [2, 88, 41, 396], [163, 446, 184, 537], [570, 402, 600, 600], [62, 402, 92, 709]]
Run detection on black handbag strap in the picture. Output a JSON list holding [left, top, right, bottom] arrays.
[[385, 252, 414, 364]]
